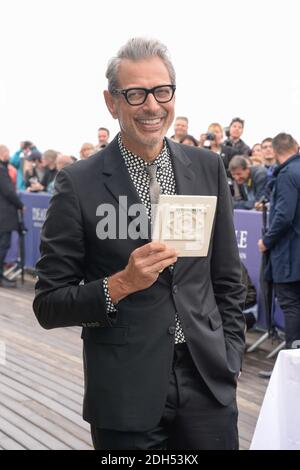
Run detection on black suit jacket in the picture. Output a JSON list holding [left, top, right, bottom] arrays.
[[33, 136, 245, 431], [0, 161, 23, 232]]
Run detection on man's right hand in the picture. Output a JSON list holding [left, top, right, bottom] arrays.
[[107, 242, 178, 305]]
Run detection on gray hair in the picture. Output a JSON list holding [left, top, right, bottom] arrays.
[[106, 37, 176, 93]]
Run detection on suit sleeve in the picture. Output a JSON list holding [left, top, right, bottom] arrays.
[[211, 158, 246, 370], [33, 169, 117, 329]]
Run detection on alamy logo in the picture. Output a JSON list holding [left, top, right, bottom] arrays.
[[96, 197, 149, 240], [95, 197, 207, 244]]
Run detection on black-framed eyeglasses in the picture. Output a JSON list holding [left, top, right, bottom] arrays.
[[111, 84, 176, 106]]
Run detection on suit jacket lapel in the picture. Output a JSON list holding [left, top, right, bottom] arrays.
[[101, 137, 150, 241], [166, 138, 196, 196]]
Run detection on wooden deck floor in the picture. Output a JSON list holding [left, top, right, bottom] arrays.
[[0, 277, 277, 450]]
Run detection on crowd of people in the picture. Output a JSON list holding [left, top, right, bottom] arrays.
[[0, 117, 282, 207], [1, 127, 110, 194], [170, 116, 280, 211], [0, 115, 296, 296]]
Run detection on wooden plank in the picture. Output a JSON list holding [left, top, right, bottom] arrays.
[[0, 375, 86, 429], [7, 351, 84, 395], [25, 401, 92, 447], [0, 403, 69, 450], [1, 361, 83, 405], [0, 430, 25, 450], [0, 396, 91, 449], [0, 327, 82, 365], [7, 350, 84, 392], [0, 416, 48, 450], [0, 316, 82, 354], [6, 342, 83, 383], [0, 368, 82, 414]]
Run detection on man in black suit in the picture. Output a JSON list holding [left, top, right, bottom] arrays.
[[33, 38, 246, 450], [0, 145, 23, 288]]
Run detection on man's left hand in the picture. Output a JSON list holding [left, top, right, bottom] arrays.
[[258, 239, 267, 252]]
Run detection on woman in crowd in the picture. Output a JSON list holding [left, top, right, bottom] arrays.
[[250, 143, 264, 166], [199, 122, 239, 171], [80, 143, 95, 160]]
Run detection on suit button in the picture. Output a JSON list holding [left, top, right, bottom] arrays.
[[168, 326, 176, 335], [172, 285, 178, 294]]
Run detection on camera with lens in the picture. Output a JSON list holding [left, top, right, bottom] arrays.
[[204, 132, 216, 149], [206, 133, 215, 141]]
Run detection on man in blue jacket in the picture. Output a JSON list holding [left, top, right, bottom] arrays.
[[258, 133, 300, 349]]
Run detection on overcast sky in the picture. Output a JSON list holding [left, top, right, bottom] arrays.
[[1, 0, 299, 157]]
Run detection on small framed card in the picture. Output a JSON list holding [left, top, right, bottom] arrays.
[[152, 195, 217, 257]]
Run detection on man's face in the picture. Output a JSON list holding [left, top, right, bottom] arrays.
[[174, 119, 188, 139], [230, 167, 250, 185], [98, 130, 109, 146], [230, 122, 243, 140], [104, 56, 175, 157], [0, 146, 10, 162], [261, 141, 274, 161]]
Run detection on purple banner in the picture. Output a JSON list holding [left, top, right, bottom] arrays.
[[234, 210, 262, 293], [234, 209, 284, 330], [5, 192, 51, 268]]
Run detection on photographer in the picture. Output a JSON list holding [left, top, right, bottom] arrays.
[[199, 123, 239, 171], [224, 117, 251, 156], [0, 145, 24, 288]]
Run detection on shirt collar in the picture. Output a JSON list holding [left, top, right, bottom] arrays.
[[118, 132, 170, 172]]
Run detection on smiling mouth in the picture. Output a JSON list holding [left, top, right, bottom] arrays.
[[139, 117, 161, 124], [136, 117, 166, 130]]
